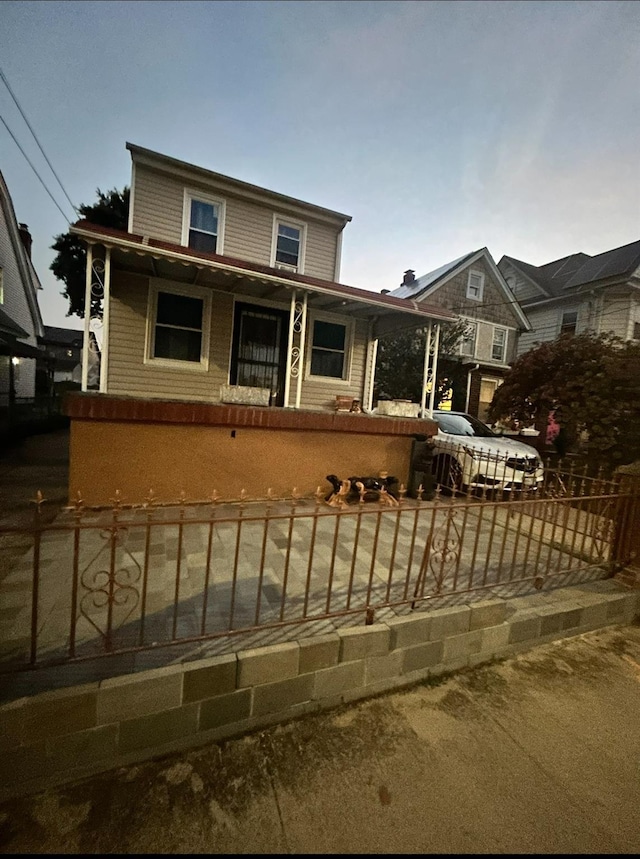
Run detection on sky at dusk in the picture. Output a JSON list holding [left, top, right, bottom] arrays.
[[1, 0, 639, 330]]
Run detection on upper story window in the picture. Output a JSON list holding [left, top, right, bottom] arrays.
[[466, 270, 484, 301], [634, 322, 640, 340], [308, 315, 351, 379], [147, 283, 210, 369], [460, 321, 477, 357], [560, 309, 578, 336], [271, 216, 306, 272], [492, 327, 507, 362], [182, 191, 225, 255]]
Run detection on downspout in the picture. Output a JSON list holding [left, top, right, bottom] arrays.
[[465, 363, 480, 413]]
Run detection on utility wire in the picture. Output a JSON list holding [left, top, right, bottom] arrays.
[[0, 65, 78, 217], [0, 112, 71, 223]]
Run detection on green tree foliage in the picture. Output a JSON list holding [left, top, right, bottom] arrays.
[[50, 187, 129, 318], [487, 333, 640, 467], [374, 319, 469, 408]]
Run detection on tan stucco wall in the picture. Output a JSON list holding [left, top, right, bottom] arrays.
[[69, 420, 414, 505]]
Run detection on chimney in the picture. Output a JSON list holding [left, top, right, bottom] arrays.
[[18, 223, 32, 259], [402, 269, 415, 286], [381, 289, 390, 295]]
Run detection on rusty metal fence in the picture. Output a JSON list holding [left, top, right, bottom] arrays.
[[0, 460, 637, 673]]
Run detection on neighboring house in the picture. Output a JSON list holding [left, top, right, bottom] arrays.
[[0, 171, 46, 416], [67, 143, 455, 503], [390, 249, 531, 422], [38, 325, 99, 385], [498, 239, 640, 357]]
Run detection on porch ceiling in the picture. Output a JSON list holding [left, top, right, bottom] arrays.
[[71, 221, 457, 337]]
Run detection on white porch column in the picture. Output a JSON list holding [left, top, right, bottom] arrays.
[[99, 247, 111, 393], [420, 323, 432, 417], [294, 292, 308, 409], [283, 288, 297, 408], [81, 244, 93, 392], [427, 323, 441, 413], [365, 337, 378, 412]]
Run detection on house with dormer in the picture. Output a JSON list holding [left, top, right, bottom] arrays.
[[390, 249, 531, 422], [498, 239, 640, 356], [66, 143, 456, 503]]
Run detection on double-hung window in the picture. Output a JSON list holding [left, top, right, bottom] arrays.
[[460, 321, 477, 357], [183, 192, 224, 254], [272, 217, 305, 272], [309, 316, 350, 379], [466, 270, 484, 301], [492, 327, 507, 362], [560, 309, 578, 336], [148, 285, 210, 368]]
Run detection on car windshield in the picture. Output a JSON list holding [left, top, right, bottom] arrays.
[[434, 412, 496, 438]]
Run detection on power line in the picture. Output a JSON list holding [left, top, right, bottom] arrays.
[[0, 112, 71, 223], [0, 65, 78, 217]]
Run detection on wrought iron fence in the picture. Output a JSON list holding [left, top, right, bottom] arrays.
[[0, 456, 636, 674]]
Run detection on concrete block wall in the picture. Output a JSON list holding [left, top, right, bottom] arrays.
[[1, 579, 638, 801]]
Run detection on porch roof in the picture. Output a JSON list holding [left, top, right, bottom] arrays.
[[70, 221, 457, 337]]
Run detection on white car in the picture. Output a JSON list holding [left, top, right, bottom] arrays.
[[430, 411, 544, 494]]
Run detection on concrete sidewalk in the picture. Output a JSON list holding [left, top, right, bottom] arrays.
[[1, 620, 639, 853]]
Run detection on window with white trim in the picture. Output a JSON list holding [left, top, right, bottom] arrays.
[[560, 308, 578, 336], [309, 316, 350, 379], [460, 321, 477, 357], [272, 217, 305, 272], [148, 285, 210, 367], [491, 327, 507, 362], [466, 270, 484, 301], [183, 192, 224, 254]]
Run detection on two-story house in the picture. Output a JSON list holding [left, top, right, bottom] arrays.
[[498, 239, 640, 356], [0, 171, 47, 430], [390, 249, 531, 422], [67, 143, 455, 503]]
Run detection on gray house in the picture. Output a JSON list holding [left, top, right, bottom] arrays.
[[498, 239, 640, 356]]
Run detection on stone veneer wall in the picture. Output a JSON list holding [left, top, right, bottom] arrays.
[[1, 580, 638, 801]]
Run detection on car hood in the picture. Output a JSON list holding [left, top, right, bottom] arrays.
[[437, 433, 541, 460]]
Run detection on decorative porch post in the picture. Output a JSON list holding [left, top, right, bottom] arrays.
[[294, 292, 308, 409], [283, 289, 297, 408], [99, 247, 111, 393], [365, 336, 378, 412], [81, 245, 93, 392], [420, 323, 432, 417], [427, 323, 441, 414]]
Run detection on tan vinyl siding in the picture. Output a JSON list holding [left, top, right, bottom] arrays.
[[130, 164, 340, 280], [130, 166, 183, 244], [298, 318, 368, 410], [303, 220, 340, 281], [500, 264, 545, 303], [516, 305, 560, 355], [107, 272, 233, 401]]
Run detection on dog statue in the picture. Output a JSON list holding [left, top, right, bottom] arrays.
[[325, 474, 400, 507]]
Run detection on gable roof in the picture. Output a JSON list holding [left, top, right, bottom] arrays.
[[41, 325, 84, 345], [501, 239, 640, 302], [390, 247, 531, 330], [127, 143, 352, 228]]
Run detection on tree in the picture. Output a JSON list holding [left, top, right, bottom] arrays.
[[374, 319, 470, 408], [487, 333, 640, 467], [50, 187, 129, 318]]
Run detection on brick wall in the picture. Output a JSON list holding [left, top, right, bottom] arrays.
[[1, 580, 637, 801]]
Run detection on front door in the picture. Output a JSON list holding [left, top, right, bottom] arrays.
[[230, 302, 289, 406]]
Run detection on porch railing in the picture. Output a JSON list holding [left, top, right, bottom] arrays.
[[0, 459, 636, 673]]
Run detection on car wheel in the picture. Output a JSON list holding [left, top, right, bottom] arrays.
[[432, 454, 463, 495]]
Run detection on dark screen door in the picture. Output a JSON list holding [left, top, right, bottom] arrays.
[[230, 303, 289, 405]]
